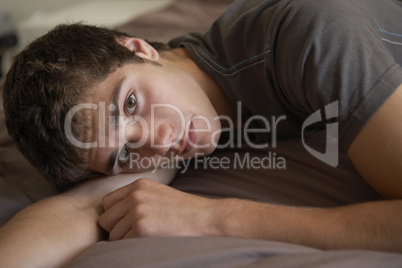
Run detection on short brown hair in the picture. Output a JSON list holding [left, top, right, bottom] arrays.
[[2, 23, 170, 189]]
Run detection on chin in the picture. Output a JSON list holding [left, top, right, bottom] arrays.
[[186, 144, 215, 159], [204, 143, 219, 156]]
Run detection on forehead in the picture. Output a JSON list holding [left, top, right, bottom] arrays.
[[92, 66, 127, 98]]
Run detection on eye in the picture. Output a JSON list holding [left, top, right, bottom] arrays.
[[125, 93, 137, 115], [118, 145, 130, 167]]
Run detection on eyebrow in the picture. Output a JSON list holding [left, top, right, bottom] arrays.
[[106, 76, 126, 176], [110, 76, 126, 129]]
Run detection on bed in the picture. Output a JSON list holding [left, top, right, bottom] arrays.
[[1, 0, 402, 267]]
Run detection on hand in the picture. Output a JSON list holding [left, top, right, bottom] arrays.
[[99, 178, 219, 240]]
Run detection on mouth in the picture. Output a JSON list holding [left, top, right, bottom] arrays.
[[181, 120, 197, 154]]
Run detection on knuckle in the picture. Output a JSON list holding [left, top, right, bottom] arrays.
[[128, 189, 148, 203], [131, 203, 148, 217], [134, 178, 154, 188], [134, 219, 154, 236], [128, 206, 156, 236]]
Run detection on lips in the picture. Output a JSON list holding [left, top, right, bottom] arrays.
[[182, 121, 197, 154]]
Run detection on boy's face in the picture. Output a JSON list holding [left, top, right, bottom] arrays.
[[78, 61, 222, 175]]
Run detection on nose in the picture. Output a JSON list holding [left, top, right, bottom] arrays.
[[124, 120, 173, 156], [150, 122, 174, 155], [124, 120, 144, 148]]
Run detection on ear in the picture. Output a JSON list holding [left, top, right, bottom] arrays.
[[118, 36, 159, 61]]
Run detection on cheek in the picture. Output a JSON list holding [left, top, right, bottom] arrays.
[[123, 153, 166, 172], [193, 116, 221, 147]]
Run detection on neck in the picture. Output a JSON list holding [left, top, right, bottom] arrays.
[[162, 48, 236, 124]]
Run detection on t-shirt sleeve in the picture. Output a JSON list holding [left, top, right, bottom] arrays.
[[273, 0, 402, 151]]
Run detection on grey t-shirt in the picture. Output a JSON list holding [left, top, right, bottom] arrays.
[[169, 0, 402, 152]]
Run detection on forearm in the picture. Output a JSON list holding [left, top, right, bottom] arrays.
[[0, 173, 113, 268], [0, 194, 104, 268], [212, 198, 402, 253], [0, 168, 177, 268]]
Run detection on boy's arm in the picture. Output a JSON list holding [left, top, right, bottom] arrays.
[[0, 168, 176, 268], [347, 83, 402, 199], [100, 178, 402, 252]]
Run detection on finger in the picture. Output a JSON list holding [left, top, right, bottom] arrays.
[[123, 227, 142, 239], [102, 177, 154, 210], [99, 196, 135, 232], [108, 214, 135, 241], [109, 202, 154, 240], [101, 178, 158, 232]]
